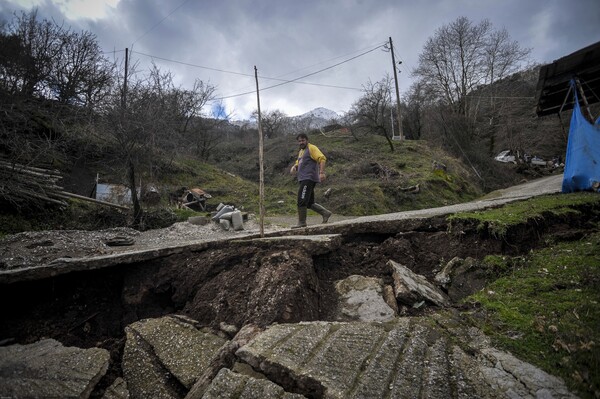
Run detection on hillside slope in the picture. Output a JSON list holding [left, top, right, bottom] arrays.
[[208, 133, 518, 216]]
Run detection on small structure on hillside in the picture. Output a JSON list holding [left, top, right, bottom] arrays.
[[93, 183, 133, 206], [169, 187, 212, 211]]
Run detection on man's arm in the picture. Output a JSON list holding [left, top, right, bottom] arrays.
[[319, 160, 326, 181]]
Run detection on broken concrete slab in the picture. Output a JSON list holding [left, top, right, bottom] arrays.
[[232, 234, 342, 256], [334, 275, 396, 322], [432, 311, 578, 398], [388, 259, 450, 307], [101, 377, 129, 399], [122, 315, 227, 398], [0, 338, 109, 398], [185, 324, 263, 399], [235, 318, 576, 398], [200, 368, 305, 399]]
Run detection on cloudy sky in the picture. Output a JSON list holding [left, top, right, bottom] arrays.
[[2, 0, 599, 119]]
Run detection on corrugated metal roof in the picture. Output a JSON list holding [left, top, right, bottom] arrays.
[[536, 41, 600, 117]]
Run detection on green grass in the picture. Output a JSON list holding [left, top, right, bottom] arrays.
[[465, 232, 600, 398], [448, 192, 600, 237]]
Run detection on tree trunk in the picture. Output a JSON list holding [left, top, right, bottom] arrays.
[[384, 131, 395, 152]]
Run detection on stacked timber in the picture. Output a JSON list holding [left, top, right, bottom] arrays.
[[0, 159, 67, 208]]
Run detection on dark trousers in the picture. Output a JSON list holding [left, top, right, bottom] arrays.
[[297, 180, 316, 208]]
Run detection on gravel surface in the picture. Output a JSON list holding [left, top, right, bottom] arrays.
[[0, 217, 288, 271]]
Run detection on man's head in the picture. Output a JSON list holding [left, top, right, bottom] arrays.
[[296, 133, 308, 149]]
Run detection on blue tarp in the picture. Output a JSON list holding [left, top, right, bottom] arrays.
[[561, 82, 600, 193]]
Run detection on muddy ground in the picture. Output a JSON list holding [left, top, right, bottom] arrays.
[[0, 204, 596, 397]]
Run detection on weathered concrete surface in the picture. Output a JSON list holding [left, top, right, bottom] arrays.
[[185, 324, 263, 399], [389, 259, 450, 307], [334, 275, 396, 322], [0, 235, 340, 285], [235, 317, 577, 398], [122, 315, 227, 398], [232, 234, 343, 255], [102, 377, 129, 399], [201, 368, 305, 398], [0, 338, 109, 398]]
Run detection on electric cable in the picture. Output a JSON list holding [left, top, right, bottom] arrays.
[[217, 43, 386, 100]]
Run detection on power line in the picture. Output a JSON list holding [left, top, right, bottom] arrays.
[[217, 43, 386, 100], [273, 41, 388, 79], [129, 43, 382, 97], [132, 50, 255, 77]]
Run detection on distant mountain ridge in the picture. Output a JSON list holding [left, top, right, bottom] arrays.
[[298, 107, 340, 120], [231, 107, 340, 130]]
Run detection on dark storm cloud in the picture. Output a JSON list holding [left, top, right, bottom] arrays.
[[1, 0, 599, 118]]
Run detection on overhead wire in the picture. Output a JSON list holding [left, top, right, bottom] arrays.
[[131, 49, 367, 92], [115, 1, 386, 102], [128, 42, 383, 98], [217, 43, 386, 100]]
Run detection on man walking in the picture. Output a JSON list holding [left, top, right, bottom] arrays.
[[290, 133, 332, 228]]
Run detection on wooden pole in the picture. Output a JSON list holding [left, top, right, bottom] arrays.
[[254, 66, 265, 237], [389, 37, 403, 140], [574, 77, 594, 123], [122, 48, 128, 110]]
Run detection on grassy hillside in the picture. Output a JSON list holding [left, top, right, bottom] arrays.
[[205, 133, 485, 217], [0, 133, 492, 235], [451, 192, 600, 397]]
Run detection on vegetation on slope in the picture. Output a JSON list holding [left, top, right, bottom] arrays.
[[455, 193, 600, 398]]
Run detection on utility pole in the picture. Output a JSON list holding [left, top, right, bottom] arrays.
[[389, 37, 403, 140], [122, 48, 128, 110], [254, 66, 265, 237]]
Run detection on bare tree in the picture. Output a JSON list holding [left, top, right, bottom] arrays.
[[348, 75, 395, 151], [252, 109, 288, 139], [0, 9, 62, 97], [96, 61, 217, 223], [412, 16, 530, 118], [49, 29, 114, 106], [0, 9, 115, 108]]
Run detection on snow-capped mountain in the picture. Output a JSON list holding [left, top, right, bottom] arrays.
[[287, 107, 341, 130], [297, 107, 340, 121], [230, 107, 341, 130]]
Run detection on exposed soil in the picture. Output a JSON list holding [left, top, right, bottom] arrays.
[[0, 203, 597, 397]]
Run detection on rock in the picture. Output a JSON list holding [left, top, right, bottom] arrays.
[[102, 377, 129, 399], [219, 322, 239, 337], [435, 256, 488, 301], [334, 275, 396, 322], [122, 315, 227, 398], [434, 256, 461, 288], [0, 338, 109, 398], [382, 284, 399, 314], [388, 260, 450, 307], [185, 324, 262, 399], [201, 368, 305, 398]]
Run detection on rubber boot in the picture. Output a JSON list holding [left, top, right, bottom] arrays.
[[291, 206, 307, 229], [310, 203, 332, 223]]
